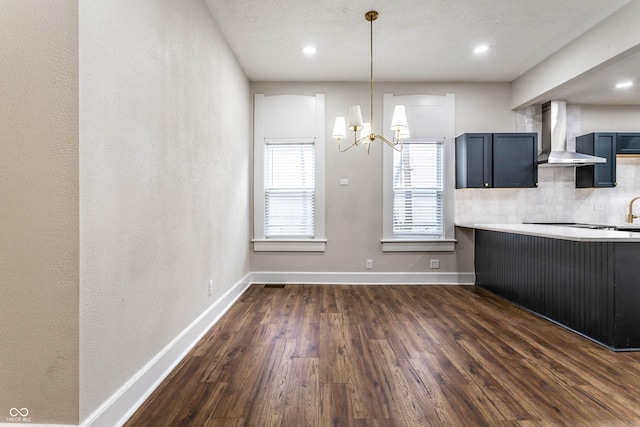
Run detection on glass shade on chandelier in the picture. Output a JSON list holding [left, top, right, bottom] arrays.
[[332, 11, 410, 154]]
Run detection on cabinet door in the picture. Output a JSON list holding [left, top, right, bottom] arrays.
[[492, 133, 538, 188], [616, 133, 640, 154], [576, 133, 616, 188], [456, 133, 492, 188]]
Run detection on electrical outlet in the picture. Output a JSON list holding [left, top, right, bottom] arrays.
[[208, 280, 214, 296], [430, 259, 440, 269], [366, 259, 373, 269], [594, 201, 605, 211]]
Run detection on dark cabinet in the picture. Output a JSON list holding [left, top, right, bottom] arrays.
[[616, 133, 640, 154], [576, 133, 617, 188], [455, 133, 492, 188], [456, 133, 538, 189]]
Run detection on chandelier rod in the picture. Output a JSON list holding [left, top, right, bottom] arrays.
[[366, 11, 377, 134]]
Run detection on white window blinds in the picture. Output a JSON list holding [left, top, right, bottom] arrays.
[[264, 139, 316, 238], [392, 140, 443, 237]]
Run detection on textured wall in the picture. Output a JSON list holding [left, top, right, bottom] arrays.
[[0, 1, 80, 424], [79, 0, 250, 420], [250, 82, 514, 274]]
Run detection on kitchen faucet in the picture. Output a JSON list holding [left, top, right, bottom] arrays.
[[628, 196, 640, 223]]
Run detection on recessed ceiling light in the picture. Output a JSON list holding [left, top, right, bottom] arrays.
[[303, 46, 317, 56], [616, 81, 634, 89], [474, 44, 489, 54]]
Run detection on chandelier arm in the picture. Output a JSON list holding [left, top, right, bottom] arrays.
[[338, 139, 358, 152], [375, 134, 404, 152], [338, 135, 371, 152]]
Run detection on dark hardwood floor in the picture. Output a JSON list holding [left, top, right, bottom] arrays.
[[125, 284, 640, 426]]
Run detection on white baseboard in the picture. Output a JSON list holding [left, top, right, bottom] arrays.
[[250, 271, 475, 285], [80, 273, 252, 427]]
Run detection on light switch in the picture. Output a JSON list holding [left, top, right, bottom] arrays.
[[340, 178, 349, 186]]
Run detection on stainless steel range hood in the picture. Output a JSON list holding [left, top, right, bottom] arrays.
[[539, 100, 606, 167]]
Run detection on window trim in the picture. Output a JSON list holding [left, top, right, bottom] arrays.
[[253, 93, 326, 252], [382, 93, 456, 252]]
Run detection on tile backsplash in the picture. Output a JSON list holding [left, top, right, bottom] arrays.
[[455, 158, 640, 225]]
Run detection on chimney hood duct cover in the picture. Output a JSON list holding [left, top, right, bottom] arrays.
[[539, 100, 606, 166]]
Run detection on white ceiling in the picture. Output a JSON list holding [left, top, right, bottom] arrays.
[[204, 0, 640, 105]]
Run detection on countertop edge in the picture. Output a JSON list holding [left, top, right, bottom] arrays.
[[456, 223, 640, 242]]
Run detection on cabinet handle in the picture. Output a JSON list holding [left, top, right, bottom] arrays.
[[484, 182, 489, 187]]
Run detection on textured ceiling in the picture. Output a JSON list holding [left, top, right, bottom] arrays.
[[204, 0, 631, 83]]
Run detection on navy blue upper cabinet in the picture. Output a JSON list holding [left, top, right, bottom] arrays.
[[455, 133, 492, 188], [576, 133, 617, 188], [616, 133, 640, 154], [455, 133, 538, 189]]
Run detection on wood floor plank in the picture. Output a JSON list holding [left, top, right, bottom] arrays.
[[207, 323, 281, 419], [318, 312, 351, 385], [453, 339, 535, 422], [319, 382, 352, 427], [344, 325, 389, 420], [203, 417, 245, 427], [367, 339, 430, 426], [281, 358, 321, 427], [125, 285, 640, 426], [125, 356, 209, 426], [292, 290, 320, 358], [402, 357, 467, 426], [244, 338, 297, 426]]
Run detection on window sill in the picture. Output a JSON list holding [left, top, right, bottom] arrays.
[[253, 239, 327, 252], [381, 239, 456, 252]]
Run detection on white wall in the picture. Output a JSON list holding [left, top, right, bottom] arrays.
[[0, 2, 79, 424], [250, 82, 515, 275], [456, 104, 640, 225], [79, 0, 250, 421]]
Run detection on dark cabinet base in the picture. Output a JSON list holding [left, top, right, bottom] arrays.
[[474, 230, 640, 351]]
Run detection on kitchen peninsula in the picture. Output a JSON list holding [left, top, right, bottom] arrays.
[[460, 223, 640, 351]]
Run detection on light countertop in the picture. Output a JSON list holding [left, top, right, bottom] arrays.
[[456, 223, 640, 242]]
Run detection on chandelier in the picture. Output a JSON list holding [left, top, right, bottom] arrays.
[[332, 10, 409, 154]]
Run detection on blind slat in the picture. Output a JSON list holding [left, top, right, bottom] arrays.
[[393, 141, 443, 237], [265, 141, 316, 238]]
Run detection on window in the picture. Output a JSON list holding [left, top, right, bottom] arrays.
[[382, 93, 455, 252], [253, 94, 326, 252], [392, 140, 443, 238], [264, 139, 315, 238]]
